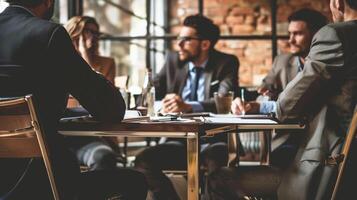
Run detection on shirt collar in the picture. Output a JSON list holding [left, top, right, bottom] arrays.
[[188, 59, 208, 72], [9, 5, 36, 17]]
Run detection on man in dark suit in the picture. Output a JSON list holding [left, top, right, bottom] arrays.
[[135, 14, 239, 199], [207, 0, 357, 199], [155, 16, 239, 113], [257, 9, 327, 169], [0, 0, 147, 199]]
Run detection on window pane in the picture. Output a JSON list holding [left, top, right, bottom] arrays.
[[83, 0, 148, 36], [99, 40, 147, 88]]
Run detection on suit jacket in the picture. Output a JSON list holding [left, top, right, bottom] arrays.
[[276, 21, 357, 199], [154, 50, 239, 112], [0, 6, 125, 199], [260, 53, 299, 101]]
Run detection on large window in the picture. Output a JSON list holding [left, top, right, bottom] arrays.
[[82, 0, 168, 90], [4, 0, 329, 89]]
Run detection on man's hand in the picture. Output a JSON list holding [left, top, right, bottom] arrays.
[[162, 93, 193, 113], [257, 87, 270, 96], [231, 97, 260, 115]]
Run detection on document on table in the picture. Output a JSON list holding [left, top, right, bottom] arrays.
[[204, 116, 278, 124]]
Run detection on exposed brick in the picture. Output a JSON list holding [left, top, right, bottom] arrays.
[[245, 15, 256, 25], [256, 23, 271, 34], [170, 0, 331, 86], [230, 6, 255, 16], [232, 24, 255, 34], [225, 15, 245, 26], [220, 24, 231, 35]]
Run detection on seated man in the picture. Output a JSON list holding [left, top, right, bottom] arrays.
[[0, 0, 147, 199], [257, 8, 327, 169], [206, 1, 357, 199], [135, 14, 239, 199]]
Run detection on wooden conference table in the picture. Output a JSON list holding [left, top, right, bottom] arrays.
[[58, 114, 304, 200]]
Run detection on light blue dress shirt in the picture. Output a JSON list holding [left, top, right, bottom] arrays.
[[259, 100, 277, 114], [181, 60, 208, 112]]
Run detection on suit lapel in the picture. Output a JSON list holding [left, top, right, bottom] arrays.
[[204, 56, 215, 99], [176, 62, 189, 95], [288, 56, 299, 83], [283, 56, 298, 88]]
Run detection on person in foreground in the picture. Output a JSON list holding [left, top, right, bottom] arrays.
[[0, 0, 147, 199], [135, 14, 239, 200], [206, 0, 357, 199], [257, 8, 328, 169]]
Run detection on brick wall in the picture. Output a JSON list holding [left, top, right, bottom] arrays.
[[170, 0, 331, 86]]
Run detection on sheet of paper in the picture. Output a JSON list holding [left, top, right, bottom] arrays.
[[204, 117, 278, 124], [209, 113, 272, 119]]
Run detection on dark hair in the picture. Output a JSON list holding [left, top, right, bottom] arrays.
[[288, 8, 328, 34], [183, 14, 220, 49], [346, 0, 357, 10], [6, 0, 44, 7]]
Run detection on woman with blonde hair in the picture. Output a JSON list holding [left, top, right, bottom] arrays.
[[64, 16, 122, 174], [65, 16, 115, 83]]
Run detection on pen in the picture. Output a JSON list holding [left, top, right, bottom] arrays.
[[241, 88, 246, 115]]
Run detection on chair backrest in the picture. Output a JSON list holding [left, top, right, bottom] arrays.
[[0, 95, 60, 200], [331, 110, 357, 200]]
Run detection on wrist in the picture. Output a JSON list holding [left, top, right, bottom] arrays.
[[184, 104, 193, 113]]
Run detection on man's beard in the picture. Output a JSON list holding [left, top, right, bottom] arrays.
[[291, 49, 308, 58], [180, 49, 201, 63], [43, 1, 55, 20]]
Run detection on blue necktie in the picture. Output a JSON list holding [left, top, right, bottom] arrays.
[[190, 67, 202, 101]]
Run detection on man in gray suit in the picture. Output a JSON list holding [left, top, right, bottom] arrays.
[[258, 9, 327, 169], [135, 14, 239, 200], [258, 9, 327, 101], [207, 0, 357, 199]]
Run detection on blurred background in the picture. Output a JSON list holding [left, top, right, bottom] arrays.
[[0, 0, 332, 92]]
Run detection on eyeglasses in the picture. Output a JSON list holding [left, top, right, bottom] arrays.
[[177, 36, 202, 43], [83, 28, 101, 37]]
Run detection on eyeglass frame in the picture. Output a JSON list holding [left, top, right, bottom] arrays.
[[177, 36, 203, 43]]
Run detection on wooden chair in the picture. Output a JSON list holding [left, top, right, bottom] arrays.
[[0, 95, 60, 200], [331, 110, 357, 200]]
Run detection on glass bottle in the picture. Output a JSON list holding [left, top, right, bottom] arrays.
[[141, 69, 156, 117]]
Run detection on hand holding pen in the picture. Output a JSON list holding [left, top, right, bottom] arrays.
[[230, 89, 246, 115], [231, 89, 260, 115]]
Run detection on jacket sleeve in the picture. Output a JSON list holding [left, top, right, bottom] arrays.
[[276, 25, 344, 121], [47, 26, 125, 122]]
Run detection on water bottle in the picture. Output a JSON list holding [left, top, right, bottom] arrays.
[[146, 86, 155, 117], [141, 69, 156, 117]]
